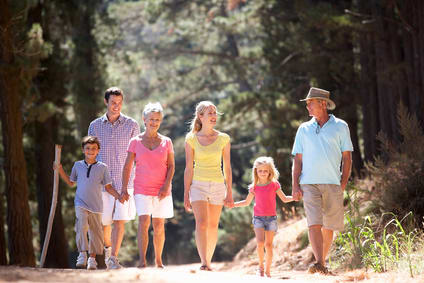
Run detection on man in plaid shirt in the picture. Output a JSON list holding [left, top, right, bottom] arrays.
[[88, 87, 140, 269]]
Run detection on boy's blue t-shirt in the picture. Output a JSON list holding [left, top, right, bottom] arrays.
[[70, 160, 112, 213]]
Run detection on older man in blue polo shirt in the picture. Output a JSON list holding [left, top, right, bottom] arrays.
[[291, 87, 353, 274]]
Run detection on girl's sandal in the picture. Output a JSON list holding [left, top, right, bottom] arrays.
[[256, 267, 264, 277]]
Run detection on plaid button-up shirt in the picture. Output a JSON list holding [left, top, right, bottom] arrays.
[[88, 113, 140, 192]]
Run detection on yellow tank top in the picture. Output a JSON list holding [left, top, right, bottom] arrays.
[[185, 132, 230, 183]]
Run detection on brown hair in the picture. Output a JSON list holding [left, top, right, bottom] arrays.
[[104, 87, 123, 102], [251, 156, 279, 187], [189, 101, 221, 133], [81, 136, 100, 149]]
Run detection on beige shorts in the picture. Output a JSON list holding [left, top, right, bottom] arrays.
[[189, 180, 227, 205], [301, 184, 344, 231], [102, 189, 136, 225]]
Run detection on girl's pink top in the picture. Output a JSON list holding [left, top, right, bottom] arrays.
[[127, 135, 174, 196], [250, 181, 280, 216]]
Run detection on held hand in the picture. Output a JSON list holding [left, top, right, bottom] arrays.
[[223, 195, 234, 208], [292, 186, 303, 201], [120, 191, 130, 202], [184, 194, 192, 213], [118, 194, 125, 204]]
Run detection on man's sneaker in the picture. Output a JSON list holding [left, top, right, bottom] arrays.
[[308, 262, 329, 275], [104, 247, 112, 268], [107, 256, 122, 269], [87, 257, 97, 270], [76, 252, 87, 269]]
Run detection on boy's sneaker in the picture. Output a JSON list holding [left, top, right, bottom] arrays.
[[76, 252, 87, 269], [107, 256, 122, 269], [87, 257, 97, 270], [104, 247, 112, 268]]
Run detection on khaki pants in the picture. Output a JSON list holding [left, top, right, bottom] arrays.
[[75, 207, 104, 255]]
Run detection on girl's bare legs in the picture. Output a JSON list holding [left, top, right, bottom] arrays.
[[264, 231, 275, 277], [192, 201, 209, 267], [152, 218, 165, 267], [254, 228, 265, 276], [206, 203, 223, 267], [137, 215, 150, 267]]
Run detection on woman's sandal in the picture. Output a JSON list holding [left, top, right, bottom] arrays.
[[200, 265, 212, 271], [256, 267, 264, 277]]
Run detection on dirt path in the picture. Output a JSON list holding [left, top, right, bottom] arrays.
[[0, 265, 422, 283], [1, 218, 422, 282]]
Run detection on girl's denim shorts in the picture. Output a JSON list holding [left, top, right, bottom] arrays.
[[252, 215, 278, 232]]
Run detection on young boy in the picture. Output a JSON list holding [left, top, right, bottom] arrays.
[[54, 136, 125, 270]]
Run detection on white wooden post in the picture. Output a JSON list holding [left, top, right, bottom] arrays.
[[40, 144, 62, 267]]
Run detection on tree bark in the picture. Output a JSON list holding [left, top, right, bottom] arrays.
[[0, 168, 7, 265], [28, 1, 70, 268], [69, 1, 105, 134], [0, 0, 36, 266], [358, 0, 380, 161]]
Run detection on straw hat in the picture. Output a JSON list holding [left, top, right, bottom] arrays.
[[300, 87, 336, 110]]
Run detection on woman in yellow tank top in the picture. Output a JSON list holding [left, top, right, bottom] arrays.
[[184, 101, 234, 271]]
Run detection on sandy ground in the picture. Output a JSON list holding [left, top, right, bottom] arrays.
[[1, 218, 422, 282], [0, 264, 422, 283]]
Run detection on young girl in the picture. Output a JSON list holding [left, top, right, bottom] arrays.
[[234, 156, 293, 277]]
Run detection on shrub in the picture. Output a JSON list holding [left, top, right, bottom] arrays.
[[365, 103, 424, 225]]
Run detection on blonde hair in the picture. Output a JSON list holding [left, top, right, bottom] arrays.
[[251, 156, 280, 187], [189, 101, 221, 133]]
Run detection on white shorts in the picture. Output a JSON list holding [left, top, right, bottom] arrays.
[[134, 194, 174, 219], [102, 189, 136, 225]]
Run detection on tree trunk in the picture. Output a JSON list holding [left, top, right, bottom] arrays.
[[35, 119, 69, 268], [0, 168, 7, 265], [372, 0, 396, 141], [358, 0, 380, 161], [70, 1, 105, 134], [0, 0, 36, 266], [28, 1, 70, 268]]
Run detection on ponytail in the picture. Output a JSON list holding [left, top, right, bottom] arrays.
[[190, 116, 202, 133]]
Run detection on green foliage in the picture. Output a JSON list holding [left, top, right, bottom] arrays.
[[366, 104, 424, 224], [335, 211, 423, 276]]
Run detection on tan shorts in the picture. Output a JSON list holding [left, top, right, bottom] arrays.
[[301, 184, 344, 231], [189, 180, 227, 205]]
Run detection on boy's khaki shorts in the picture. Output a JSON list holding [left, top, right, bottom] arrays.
[[301, 184, 344, 231], [189, 180, 227, 205]]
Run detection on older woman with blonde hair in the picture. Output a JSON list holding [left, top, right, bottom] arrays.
[[122, 102, 175, 268], [184, 101, 234, 271]]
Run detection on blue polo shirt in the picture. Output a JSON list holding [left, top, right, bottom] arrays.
[[291, 114, 353, 185]]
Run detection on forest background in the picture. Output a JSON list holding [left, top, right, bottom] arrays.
[[1, 0, 424, 273]]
